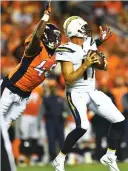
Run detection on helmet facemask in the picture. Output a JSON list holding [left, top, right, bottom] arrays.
[[78, 24, 92, 38]]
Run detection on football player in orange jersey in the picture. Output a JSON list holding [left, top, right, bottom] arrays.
[[0, 1, 61, 128]]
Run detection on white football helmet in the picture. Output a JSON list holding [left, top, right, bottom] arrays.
[[63, 16, 91, 38]]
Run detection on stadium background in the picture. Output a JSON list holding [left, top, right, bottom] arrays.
[[1, 1, 128, 171]]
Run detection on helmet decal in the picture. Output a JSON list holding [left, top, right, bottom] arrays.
[[43, 23, 61, 50], [64, 16, 79, 34]]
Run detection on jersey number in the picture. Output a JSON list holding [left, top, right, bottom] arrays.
[[34, 60, 56, 76], [82, 59, 94, 80]]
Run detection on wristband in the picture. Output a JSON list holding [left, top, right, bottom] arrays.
[[41, 14, 50, 22], [95, 38, 103, 47]]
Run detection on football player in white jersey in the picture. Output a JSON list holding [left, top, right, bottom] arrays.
[[52, 16, 125, 171]]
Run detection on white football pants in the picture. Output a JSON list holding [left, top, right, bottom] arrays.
[[66, 90, 125, 130], [1, 87, 29, 129]]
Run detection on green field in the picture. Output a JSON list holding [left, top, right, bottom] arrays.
[[18, 163, 128, 171]]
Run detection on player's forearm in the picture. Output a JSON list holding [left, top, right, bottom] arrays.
[[25, 16, 49, 56], [32, 15, 49, 40], [25, 1, 51, 56], [32, 1, 51, 42], [64, 64, 88, 85], [30, 14, 50, 47]]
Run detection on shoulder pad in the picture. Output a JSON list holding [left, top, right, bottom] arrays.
[[55, 46, 75, 53]]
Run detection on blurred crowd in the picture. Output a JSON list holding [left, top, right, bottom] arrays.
[[1, 0, 128, 166]]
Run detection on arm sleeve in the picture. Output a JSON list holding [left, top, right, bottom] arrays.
[[24, 41, 41, 57], [24, 35, 42, 57], [24, 45, 41, 58], [55, 52, 72, 62]]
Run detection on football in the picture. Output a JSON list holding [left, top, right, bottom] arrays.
[[92, 51, 106, 70]]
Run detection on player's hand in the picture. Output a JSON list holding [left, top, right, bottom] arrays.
[[99, 26, 112, 42], [83, 50, 100, 68], [44, 0, 51, 15]]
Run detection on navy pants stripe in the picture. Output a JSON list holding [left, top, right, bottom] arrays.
[[66, 92, 81, 127]]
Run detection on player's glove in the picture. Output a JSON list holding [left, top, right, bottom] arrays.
[[99, 26, 112, 42], [44, 0, 51, 16]]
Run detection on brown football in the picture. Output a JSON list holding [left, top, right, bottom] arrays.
[[92, 51, 106, 70]]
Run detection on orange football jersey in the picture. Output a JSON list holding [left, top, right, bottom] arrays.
[[23, 85, 43, 116], [8, 35, 57, 92]]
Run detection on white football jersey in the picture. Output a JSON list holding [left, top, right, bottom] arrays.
[[55, 37, 98, 92]]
